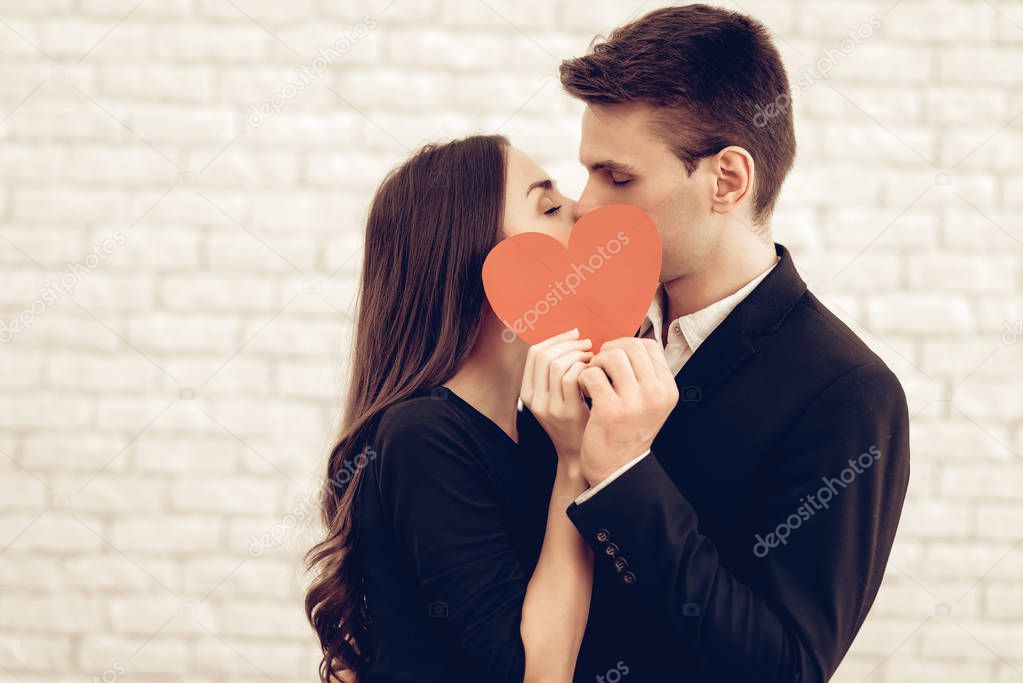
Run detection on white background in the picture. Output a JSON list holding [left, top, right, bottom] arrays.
[[0, 1, 1021, 681]]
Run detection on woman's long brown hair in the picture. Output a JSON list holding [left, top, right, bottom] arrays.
[[304, 134, 509, 680]]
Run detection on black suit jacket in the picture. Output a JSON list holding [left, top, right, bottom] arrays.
[[567, 243, 910, 682]]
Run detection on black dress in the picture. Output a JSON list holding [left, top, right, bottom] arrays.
[[353, 385, 556, 682]]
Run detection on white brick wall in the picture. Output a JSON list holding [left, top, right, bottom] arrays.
[[0, 1, 1020, 681]]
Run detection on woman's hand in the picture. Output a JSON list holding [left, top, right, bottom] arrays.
[[520, 328, 593, 470], [520, 329, 595, 682]]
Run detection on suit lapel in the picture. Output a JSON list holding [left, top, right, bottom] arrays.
[[671, 243, 807, 403], [674, 316, 755, 401]]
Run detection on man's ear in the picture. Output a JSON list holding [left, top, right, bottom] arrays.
[[710, 146, 754, 214]]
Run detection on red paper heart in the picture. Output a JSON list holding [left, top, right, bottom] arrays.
[[482, 204, 661, 352]]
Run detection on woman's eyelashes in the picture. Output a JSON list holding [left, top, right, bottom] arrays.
[[610, 172, 633, 187], [540, 195, 562, 216]]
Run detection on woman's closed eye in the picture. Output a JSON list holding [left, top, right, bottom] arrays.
[[609, 172, 632, 187], [540, 195, 562, 216]]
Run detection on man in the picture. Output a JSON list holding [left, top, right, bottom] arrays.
[[563, 5, 910, 682]]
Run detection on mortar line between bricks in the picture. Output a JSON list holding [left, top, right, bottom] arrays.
[[74, 398, 177, 496], [68, 511, 181, 598], [70, 301, 180, 383], [192, 404, 301, 486], [477, 0, 558, 60], [197, 292, 301, 391], [73, 0, 148, 66], [0, 509, 47, 556], [951, 616, 1023, 678], [126, 613, 176, 662], [0, 76, 48, 127], [0, 14, 51, 61], [226, 0, 300, 57], [68, 82, 179, 169], [828, 84, 937, 168], [833, 184, 932, 280], [0, 444, 54, 493], [196, 620, 281, 683], [951, 190, 1023, 249], [953, 536, 1023, 605], [857, 615, 932, 682]]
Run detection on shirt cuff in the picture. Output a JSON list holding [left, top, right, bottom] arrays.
[[574, 449, 652, 505]]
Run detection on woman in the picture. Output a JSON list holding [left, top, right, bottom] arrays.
[[305, 134, 596, 682]]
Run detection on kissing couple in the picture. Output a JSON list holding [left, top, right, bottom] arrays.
[[306, 5, 910, 682]]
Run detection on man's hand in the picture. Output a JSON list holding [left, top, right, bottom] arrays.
[[576, 337, 678, 485]]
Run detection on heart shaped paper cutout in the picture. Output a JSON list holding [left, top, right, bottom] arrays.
[[482, 204, 661, 352]]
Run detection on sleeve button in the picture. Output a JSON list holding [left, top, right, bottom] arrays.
[[595, 529, 610, 543], [622, 571, 637, 585], [604, 542, 619, 557]]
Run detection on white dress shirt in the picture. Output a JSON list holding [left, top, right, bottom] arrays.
[[574, 258, 779, 504]]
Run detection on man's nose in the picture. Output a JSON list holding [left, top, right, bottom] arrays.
[[573, 191, 600, 222]]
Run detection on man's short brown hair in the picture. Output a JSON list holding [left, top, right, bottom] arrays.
[[560, 4, 796, 225]]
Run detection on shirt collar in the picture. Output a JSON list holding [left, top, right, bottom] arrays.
[[638, 258, 780, 353]]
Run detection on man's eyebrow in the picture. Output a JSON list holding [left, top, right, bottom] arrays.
[[526, 179, 552, 197], [589, 160, 636, 174]]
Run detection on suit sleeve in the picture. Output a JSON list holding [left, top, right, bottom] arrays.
[[566, 362, 911, 682], [375, 409, 528, 682]]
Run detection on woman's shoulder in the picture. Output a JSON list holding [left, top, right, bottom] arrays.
[[367, 389, 494, 497], [369, 388, 490, 475], [373, 389, 470, 445]]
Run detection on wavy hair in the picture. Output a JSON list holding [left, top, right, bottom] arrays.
[[304, 134, 509, 680]]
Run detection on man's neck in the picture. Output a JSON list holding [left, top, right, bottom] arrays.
[[663, 235, 776, 321]]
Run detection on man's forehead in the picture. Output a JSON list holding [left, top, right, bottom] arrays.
[[579, 105, 656, 165], [586, 100, 658, 127]]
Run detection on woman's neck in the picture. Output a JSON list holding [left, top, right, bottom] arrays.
[[443, 315, 527, 443]]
